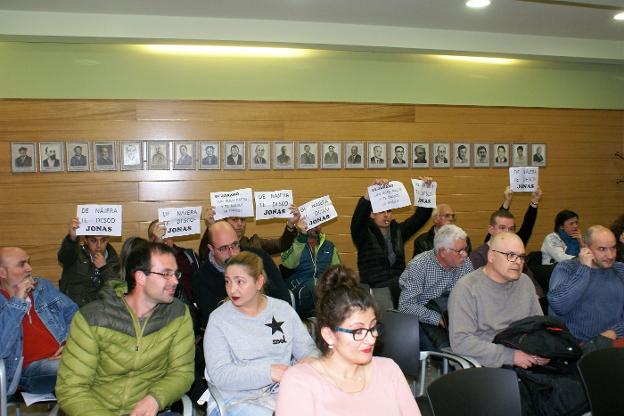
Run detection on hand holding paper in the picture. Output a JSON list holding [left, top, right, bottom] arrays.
[[368, 180, 411, 213]]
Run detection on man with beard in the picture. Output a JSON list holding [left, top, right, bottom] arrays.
[[42, 146, 60, 168]]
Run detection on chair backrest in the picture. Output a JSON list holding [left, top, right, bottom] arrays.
[[0, 358, 7, 416], [375, 309, 421, 377], [577, 347, 624, 416], [427, 367, 522, 416]]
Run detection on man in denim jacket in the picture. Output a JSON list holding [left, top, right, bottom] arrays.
[[0, 247, 77, 395]]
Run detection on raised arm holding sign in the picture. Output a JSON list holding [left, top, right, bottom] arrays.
[[509, 167, 539, 192]]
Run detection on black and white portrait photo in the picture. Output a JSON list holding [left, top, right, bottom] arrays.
[[390, 143, 409, 168], [412, 143, 429, 168], [274, 141, 294, 169], [473, 143, 490, 168], [345, 142, 364, 169], [199, 141, 220, 170], [174, 141, 195, 170], [453, 143, 471, 168], [224, 142, 245, 170], [367, 143, 386, 168], [531, 143, 547, 167], [11, 142, 36, 173], [67, 142, 90, 172], [249, 142, 270, 170], [94, 142, 117, 171], [512, 143, 529, 167], [121, 141, 143, 170], [298, 142, 317, 169], [39, 142, 65, 172], [432, 143, 450, 168], [322, 142, 341, 169], [147, 141, 169, 170], [493, 143, 510, 167]]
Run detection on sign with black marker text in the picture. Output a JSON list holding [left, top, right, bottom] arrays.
[[76, 204, 122, 236], [299, 195, 338, 230], [368, 181, 411, 213], [411, 179, 437, 208], [509, 167, 539, 192], [254, 190, 293, 220], [158, 206, 202, 238], [210, 188, 254, 220]]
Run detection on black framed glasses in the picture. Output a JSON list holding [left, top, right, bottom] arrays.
[[446, 246, 468, 255], [334, 323, 384, 341], [491, 249, 527, 263], [147, 270, 182, 280], [215, 241, 240, 254]]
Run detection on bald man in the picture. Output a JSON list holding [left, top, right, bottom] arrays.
[[412, 204, 472, 258], [0, 247, 77, 395]]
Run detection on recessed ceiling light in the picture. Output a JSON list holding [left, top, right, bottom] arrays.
[[614, 11, 624, 21], [438, 55, 515, 65], [466, 0, 491, 8]]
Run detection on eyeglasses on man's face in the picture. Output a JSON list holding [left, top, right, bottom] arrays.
[[446, 246, 468, 255], [334, 322, 384, 341], [491, 249, 527, 263], [147, 270, 182, 280], [215, 241, 240, 254]]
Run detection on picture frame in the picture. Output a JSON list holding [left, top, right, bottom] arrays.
[[493, 143, 510, 167], [11, 142, 36, 173], [147, 141, 170, 170], [473, 143, 491, 168], [39, 142, 65, 173], [273, 141, 294, 169], [297, 142, 318, 169], [345, 142, 364, 169], [321, 142, 342, 169], [531, 143, 547, 167], [390, 143, 409, 168], [249, 141, 271, 170], [432, 143, 451, 168], [224, 141, 245, 170], [66, 142, 90, 172], [93, 141, 117, 171], [411, 143, 430, 168], [512, 143, 529, 167], [199, 141, 220, 170], [367, 142, 387, 169], [173, 141, 196, 170], [453, 143, 471, 168], [120, 141, 143, 171]]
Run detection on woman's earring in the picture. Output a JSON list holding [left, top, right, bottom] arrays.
[[328, 344, 334, 349]]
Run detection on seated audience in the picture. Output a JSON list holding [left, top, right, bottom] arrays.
[[541, 209, 583, 265], [398, 224, 473, 350], [203, 251, 317, 416], [0, 247, 77, 395], [610, 214, 624, 262], [412, 203, 472, 258], [548, 225, 624, 342], [58, 216, 120, 306], [276, 266, 421, 416], [200, 205, 300, 261], [56, 242, 194, 415], [281, 223, 341, 319], [351, 178, 433, 312], [192, 221, 291, 327]]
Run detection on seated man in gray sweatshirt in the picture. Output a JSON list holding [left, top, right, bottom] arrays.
[[448, 232, 547, 368]]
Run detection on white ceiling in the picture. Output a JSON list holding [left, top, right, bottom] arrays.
[[0, 0, 623, 61]]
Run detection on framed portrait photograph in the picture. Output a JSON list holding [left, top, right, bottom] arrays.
[[298, 142, 318, 169], [321, 142, 341, 169], [173, 141, 196, 170], [531, 143, 547, 167], [390, 143, 409, 168], [493, 143, 510, 167], [120, 141, 143, 171], [66, 142, 90, 172], [432, 143, 451, 168], [273, 141, 294, 169], [93, 141, 117, 171], [453, 143, 471, 168], [147, 141, 170, 170], [473, 143, 491, 168], [345, 142, 364, 169], [512, 143, 529, 167], [39, 142, 65, 172], [224, 141, 245, 170], [367, 143, 387, 169], [199, 141, 220, 170], [411, 143, 429, 168], [11, 142, 36, 173], [249, 142, 270, 170]]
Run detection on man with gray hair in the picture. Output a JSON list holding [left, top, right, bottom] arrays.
[[412, 203, 472, 257], [399, 224, 473, 350]]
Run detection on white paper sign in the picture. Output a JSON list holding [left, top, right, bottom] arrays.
[[76, 204, 122, 236], [299, 195, 338, 230], [254, 190, 293, 220], [158, 206, 202, 238], [368, 181, 411, 213], [509, 167, 539, 192], [210, 188, 255, 220], [412, 179, 437, 208]]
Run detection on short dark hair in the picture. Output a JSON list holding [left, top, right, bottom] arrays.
[[554, 209, 579, 232], [74, 145, 82, 152], [490, 209, 515, 226], [477, 146, 486, 153], [231, 145, 239, 151], [124, 241, 175, 292], [18, 146, 27, 152]]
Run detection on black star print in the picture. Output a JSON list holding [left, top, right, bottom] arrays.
[[265, 316, 284, 335]]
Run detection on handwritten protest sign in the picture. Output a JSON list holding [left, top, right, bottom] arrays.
[[299, 195, 338, 230], [158, 206, 202, 238], [210, 188, 254, 220], [368, 181, 411, 213], [254, 190, 293, 220], [76, 204, 122, 236], [509, 167, 539, 192], [411, 179, 437, 208]]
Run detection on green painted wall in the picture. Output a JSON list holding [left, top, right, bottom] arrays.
[[1, 42, 623, 109]]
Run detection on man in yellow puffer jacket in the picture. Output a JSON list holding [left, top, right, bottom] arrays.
[[56, 242, 195, 416]]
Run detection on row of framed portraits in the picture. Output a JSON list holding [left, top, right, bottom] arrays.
[[10, 141, 548, 173]]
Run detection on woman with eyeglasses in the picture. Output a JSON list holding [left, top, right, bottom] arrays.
[[275, 266, 421, 415], [541, 209, 583, 265], [202, 251, 317, 416]]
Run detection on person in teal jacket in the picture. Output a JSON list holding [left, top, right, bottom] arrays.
[[281, 225, 341, 318]]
